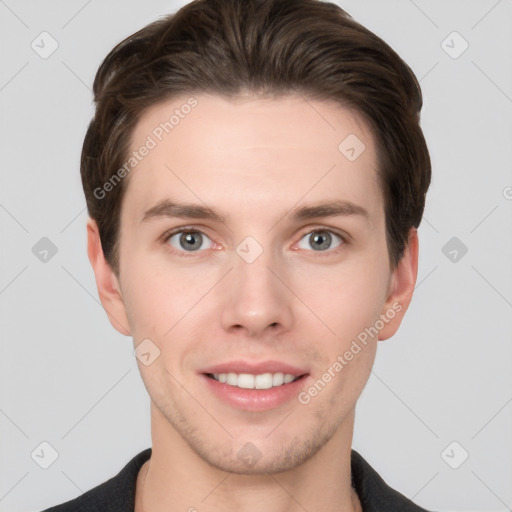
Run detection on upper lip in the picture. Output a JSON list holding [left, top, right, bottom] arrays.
[[200, 360, 309, 376]]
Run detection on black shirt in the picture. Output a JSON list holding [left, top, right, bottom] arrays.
[[41, 448, 431, 511]]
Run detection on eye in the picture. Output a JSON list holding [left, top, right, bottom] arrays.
[[166, 230, 214, 253], [297, 229, 344, 252]]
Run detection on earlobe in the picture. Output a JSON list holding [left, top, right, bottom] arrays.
[[86, 218, 131, 336], [378, 227, 419, 341]]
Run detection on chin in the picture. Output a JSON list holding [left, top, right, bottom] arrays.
[[191, 425, 337, 476]]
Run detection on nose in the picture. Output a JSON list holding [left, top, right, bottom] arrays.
[[220, 247, 294, 338]]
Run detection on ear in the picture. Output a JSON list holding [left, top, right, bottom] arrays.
[[86, 218, 131, 336], [378, 227, 419, 341]]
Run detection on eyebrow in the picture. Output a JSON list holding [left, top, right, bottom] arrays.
[[141, 199, 369, 224]]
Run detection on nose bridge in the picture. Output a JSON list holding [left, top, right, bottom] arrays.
[[220, 237, 293, 336], [235, 244, 277, 296]]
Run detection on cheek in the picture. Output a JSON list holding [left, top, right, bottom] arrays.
[[120, 256, 216, 342], [119, 260, 168, 340], [292, 257, 390, 339]]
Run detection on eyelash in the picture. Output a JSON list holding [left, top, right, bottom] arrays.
[[160, 227, 348, 259]]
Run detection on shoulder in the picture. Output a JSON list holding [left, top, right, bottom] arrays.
[[39, 448, 152, 512], [351, 449, 433, 511]]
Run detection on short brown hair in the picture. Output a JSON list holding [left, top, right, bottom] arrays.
[[81, 0, 431, 274]]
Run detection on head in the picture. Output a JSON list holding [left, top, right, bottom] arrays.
[[85, 0, 430, 475]]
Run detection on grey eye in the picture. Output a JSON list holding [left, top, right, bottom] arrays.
[[297, 230, 343, 251], [168, 231, 212, 252]]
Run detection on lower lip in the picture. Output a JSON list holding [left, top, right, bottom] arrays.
[[200, 374, 309, 411]]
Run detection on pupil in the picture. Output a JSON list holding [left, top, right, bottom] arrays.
[[181, 232, 202, 251], [311, 231, 331, 251]]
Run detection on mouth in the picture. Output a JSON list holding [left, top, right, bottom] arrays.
[[199, 360, 310, 411], [204, 372, 307, 389]]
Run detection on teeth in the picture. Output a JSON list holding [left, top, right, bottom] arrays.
[[273, 373, 284, 386], [283, 373, 295, 384], [238, 373, 255, 389], [211, 372, 299, 389]]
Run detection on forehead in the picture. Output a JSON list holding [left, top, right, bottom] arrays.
[[122, 92, 382, 223]]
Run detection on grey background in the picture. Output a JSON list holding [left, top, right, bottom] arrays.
[[1, 1, 511, 511]]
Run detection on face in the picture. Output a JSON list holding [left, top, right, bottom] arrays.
[[89, 92, 417, 475]]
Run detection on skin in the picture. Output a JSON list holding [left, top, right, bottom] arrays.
[[87, 92, 418, 512]]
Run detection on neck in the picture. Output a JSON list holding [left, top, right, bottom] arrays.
[[135, 403, 361, 512]]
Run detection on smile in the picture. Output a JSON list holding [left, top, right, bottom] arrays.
[[206, 372, 303, 389]]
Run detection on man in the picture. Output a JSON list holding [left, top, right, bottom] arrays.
[[43, 0, 432, 510]]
